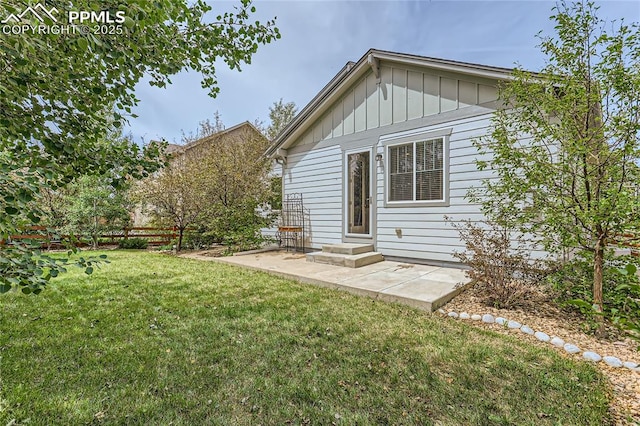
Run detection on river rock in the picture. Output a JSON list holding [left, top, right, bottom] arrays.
[[534, 331, 550, 342], [583, 352, 602, 362], [520, 325, 534, 335], [459, 312, 470, 320], [495, 317, 506, 326], [603, 356, 623, 368], [471, 314, 482, 321], [448, 312, 459, 318], [438, 309, 446, 314], [563, 343, 581, 354], [482, 314, 495, 324], [550, 336, 565, 347], [623, 361, 638, 370], [507, 320, 522, 329]]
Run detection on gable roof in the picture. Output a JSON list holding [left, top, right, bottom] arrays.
[[173, 121, 265, 156], [265, 48, 518, 158]]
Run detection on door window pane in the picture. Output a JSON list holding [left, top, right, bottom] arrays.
[[348, 152, 370, 234]]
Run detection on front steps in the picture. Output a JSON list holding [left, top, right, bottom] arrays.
[[306, 243, 383, 268]]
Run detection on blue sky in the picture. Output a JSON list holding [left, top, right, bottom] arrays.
[[123, 0, 640, 144]]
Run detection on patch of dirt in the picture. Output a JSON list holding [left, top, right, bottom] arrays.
[[444, 288, 640, 425], [283, 254, 306, 260], [197, 247, 227, 257]]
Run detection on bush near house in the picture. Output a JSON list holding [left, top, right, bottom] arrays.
[[450, 218, 552, 309]]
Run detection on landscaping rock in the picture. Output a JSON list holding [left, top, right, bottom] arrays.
[[448, 312, 459, 318], [495, 317, 506, 326], [507, 320, 522, 329], [471, 314, 482, 321], [520, 325, 534, 335], [563, 343, 581, 354], [603, 356, 623, 368], [438, 309, 446, 315], [459, 312, 470, 320], [550, 337, 565, 347], [534, 331, 550, 342], [623, 361, 638, 370], [482, 314, 495, 324], [583, 351, 602, 362]]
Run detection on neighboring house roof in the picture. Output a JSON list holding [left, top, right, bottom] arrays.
[[265, 48, 519, 158], [165, 143, 183, 154], [170, 121, 266, 156]]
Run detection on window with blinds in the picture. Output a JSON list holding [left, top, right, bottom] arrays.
[[388, 138, 444, 203], [389, 143, 413, 201]]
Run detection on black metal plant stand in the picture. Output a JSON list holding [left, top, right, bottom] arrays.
[[277, 193, 307, 253]]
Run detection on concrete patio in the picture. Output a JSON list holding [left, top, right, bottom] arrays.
[[183, 250, 470, 312]]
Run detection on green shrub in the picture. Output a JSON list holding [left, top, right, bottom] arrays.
[[181, 232, 218, 250], [118, 238, 149, 250], [547, 252, 640, 341], [205, 208, 273, 254], [156, 243, 175, 251]]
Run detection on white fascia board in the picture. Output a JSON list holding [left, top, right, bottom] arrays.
[[371, 51, 516, 82]]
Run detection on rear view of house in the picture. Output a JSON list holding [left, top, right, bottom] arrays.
[[267, 49, 511, 265]]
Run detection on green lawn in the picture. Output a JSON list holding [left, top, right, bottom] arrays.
[[0, 251, 610, 425]]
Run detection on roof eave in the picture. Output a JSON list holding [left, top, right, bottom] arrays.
[[266, 58, 367, 157], [266, 49, 522, 158]]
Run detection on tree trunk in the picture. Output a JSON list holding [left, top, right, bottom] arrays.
[[178, 228, 184, 252], [593, 239, 605, 337]]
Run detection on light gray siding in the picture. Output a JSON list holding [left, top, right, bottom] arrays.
[[284, 145, 343, 248], [282, 61, 503, 263], [373, 115, 494, 263]]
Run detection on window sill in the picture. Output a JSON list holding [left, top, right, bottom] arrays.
[[384, 200, 450, 208]]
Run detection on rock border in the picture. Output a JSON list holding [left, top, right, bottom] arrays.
[[438, 309, 640, 373]]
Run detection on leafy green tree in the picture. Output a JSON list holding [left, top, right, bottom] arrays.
[[265, 99, 297, 211], [63, 175, 132, 249], [267, 99, 298, 141], [0, 0, 279, 293], [472, 1, 640, 334], [199, 124, 274, 250], [134, 149, 209, 251], [137, 119, 273, 252]]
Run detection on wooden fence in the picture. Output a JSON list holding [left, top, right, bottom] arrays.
[[3, 226, 178, 248], [99, 227, 178, 246]]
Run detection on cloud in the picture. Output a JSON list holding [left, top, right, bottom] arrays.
[[123, 0, 640, 144]]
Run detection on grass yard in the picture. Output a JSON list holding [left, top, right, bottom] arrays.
[[0, 251, 611, 425]]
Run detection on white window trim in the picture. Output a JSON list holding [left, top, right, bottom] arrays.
[[382, 128, 451, 208], [343, 146, 374, 238]]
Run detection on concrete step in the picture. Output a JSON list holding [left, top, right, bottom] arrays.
[[306, 251, 383, 268], [321, 243, 374, 256]]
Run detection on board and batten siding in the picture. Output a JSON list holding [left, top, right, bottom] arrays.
[[294, 64, 498, 148], [283, 61, 501, 262]]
